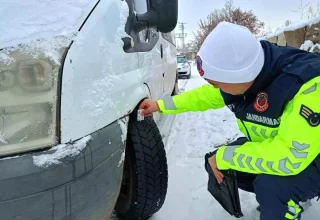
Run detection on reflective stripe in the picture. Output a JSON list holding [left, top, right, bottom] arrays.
[[279, 158, 301, 172], [288, 200, 295, 207], [251, 126, 275, 139], [279, 158, 293, 174], [260, 129, 268, 139], [288, 207, 297, 215], [303, 83, 317, 94], [237, 154, 245, 168], [286, 207, 299, 219], [291, 141, 309, 159], [222, 146, 239, 163], [285, 200, 302, 220], [284, 215, 298, 220], [251, 126, 260, 137], [246, 157, 255, 170], [267, 161, 279, 173], [271, 130, 278, 138], [255, 158, 267, 172], [289, 160, 301, 169], [290, 148, 308, 158], [292, 141, 309, 150], [163, 95, 177, 110]]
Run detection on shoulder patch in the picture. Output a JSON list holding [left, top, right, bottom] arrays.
[[300, 105, 320, 127]]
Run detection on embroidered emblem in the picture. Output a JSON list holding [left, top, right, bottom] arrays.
[[300, 105, 320, 127], [254, 92, 269, 113], [196, 55, 204, 76]]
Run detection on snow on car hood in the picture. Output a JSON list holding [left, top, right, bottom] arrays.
[[177, 62, 188, 69], [0, 0, 97, 49]]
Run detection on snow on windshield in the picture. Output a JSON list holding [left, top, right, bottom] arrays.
[[177, 57, 187, 63]]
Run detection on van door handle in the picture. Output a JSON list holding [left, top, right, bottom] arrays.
[[160, 44, 163, 58]]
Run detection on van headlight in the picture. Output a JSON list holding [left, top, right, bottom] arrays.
[[0, 48, 66, 156], [18, 60, 54, 92]]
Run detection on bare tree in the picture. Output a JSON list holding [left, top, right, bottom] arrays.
[[291, 0, 310, 20], [191, 0, 264, 49]]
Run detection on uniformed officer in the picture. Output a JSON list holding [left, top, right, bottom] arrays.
[[139, 21, 320, 220]]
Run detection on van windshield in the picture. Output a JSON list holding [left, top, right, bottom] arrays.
[[177, 57, 187, 63]]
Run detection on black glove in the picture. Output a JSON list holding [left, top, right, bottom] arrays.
[[205, 155, 243, 218]]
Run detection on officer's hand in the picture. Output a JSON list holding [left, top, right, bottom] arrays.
[[208, 155, 224, 183], [139, 99, 160, 116]]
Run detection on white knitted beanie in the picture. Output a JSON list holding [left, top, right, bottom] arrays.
[[197, 21, 265, 83]]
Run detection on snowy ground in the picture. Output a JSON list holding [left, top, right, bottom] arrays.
[[152, 66, 320, 220]]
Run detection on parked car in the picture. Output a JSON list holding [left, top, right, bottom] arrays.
[[0, 0, 178, 219], [177, 55, 191, 79]]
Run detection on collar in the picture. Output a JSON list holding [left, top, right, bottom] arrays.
[[243, 41, 286, 99]]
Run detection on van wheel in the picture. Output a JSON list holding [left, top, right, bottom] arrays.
[[115, 113, 168, 220], [172, 82, 179, 95], [171, 73, 179, 95]]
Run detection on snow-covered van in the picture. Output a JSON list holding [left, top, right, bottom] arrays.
[[0, 0, 178, 219]]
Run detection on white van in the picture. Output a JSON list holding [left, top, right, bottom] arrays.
[[0, 0, 178, 219]]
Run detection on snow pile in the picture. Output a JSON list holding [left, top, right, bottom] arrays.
[[117, 116, 129, 168], [118, 117, 129, 143], [0, 0, 92, 49], [118, 150, 126, 167], [33, 135, 92, 168], [300, 40, 315, 51], [259, 16, 320, 40], [286, 16, 320, 31], [300, 40, 320, 53]]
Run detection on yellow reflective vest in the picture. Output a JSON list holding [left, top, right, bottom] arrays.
[[157, 76, 320, 176]]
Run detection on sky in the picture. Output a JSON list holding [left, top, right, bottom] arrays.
[[176, 0, 320, 46]]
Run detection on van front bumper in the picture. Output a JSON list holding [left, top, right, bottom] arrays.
[[0, 120, 125, 220]]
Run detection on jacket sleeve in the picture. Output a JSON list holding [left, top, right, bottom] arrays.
[[216, 84, 320, 176], [156, 84, 225, 115]]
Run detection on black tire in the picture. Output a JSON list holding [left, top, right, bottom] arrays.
[[187, 69, 191, 79], [172, 81, 179, 95], [115, 112, 168, 220], [172, 72, 179, 95]]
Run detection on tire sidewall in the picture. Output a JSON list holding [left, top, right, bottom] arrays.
[[115, 113, 168, 220]]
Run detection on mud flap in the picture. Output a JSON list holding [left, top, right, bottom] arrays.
[[206, 164, 244, 218]]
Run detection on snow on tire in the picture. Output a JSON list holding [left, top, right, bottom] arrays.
[[115, 111, 168, 220]]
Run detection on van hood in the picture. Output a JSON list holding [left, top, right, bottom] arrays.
[[0, 0, 97, 49]]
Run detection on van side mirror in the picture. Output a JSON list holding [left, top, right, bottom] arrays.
[[135, 0, 178, 33], [122, 0, 178, 52]]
